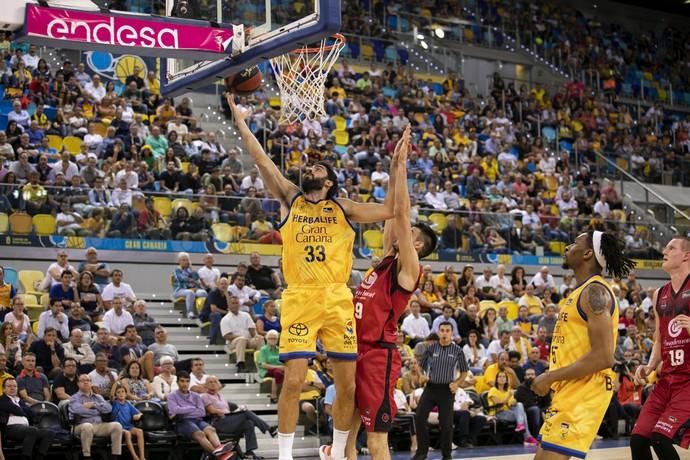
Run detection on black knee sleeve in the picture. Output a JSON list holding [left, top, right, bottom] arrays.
[[630, 434, 653, 460], [650, 432, 680, 460]]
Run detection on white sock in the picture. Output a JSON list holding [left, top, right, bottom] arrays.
[[331, 429, 350, 460], [278, 432, 295, 460]]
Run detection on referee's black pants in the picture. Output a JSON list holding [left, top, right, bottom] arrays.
[[413, 383, 454, 459]]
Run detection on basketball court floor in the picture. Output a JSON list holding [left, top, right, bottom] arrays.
[[377, 439, 690, 459]]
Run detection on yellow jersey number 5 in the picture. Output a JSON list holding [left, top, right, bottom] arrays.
[[304, 244, 326, 262]]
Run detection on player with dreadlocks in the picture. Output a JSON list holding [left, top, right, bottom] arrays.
[[531, 231, 636, 459]]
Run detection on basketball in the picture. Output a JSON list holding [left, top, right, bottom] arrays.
[[225, 66, 262, 96]]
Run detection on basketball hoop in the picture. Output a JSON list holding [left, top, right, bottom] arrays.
[[269, 34, 346, 124]]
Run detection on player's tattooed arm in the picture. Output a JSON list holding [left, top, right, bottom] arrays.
[[532, 282, 615, 395], [584, 283, 613, 316]]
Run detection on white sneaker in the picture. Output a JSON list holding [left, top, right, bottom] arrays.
[[318, 445, 333, 460]]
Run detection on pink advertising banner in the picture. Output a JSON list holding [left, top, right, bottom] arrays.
[[23, 4, 235, 57]]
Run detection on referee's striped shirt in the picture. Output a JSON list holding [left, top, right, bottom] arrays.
[[421, 342, 469, 384]]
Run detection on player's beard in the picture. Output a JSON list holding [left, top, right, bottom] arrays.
[[302, 176, 327, 194]]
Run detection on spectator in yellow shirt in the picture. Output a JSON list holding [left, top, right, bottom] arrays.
[[480, 153, 499, 182], [328, 80, 347, 100], [434, 266, 458, 293], [518, 284, 544, 318], [145, 71, 160, 96], [482, 352, 519, 391]]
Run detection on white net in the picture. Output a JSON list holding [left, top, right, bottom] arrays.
[[269, 34, 346, 124]]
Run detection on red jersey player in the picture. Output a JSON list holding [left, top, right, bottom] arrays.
[[343, 126, 437, 460], [631, 236, 690, 460]]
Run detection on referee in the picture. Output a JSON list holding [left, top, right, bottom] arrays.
[[413, 322, 468, 460]]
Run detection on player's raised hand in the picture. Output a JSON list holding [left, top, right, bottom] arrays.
[[226, 92, 249, 125], [393, 124, 412, 163]]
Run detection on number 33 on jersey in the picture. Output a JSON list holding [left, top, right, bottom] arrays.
[[278, 194, 355, 285]]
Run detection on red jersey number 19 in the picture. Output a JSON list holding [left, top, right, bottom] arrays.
[[355, 302, 363, 320], [670, 349, 685, 367]]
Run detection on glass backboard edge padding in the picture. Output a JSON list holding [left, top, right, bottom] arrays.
[[247, 13, 319, 48], [164, 24, 244, 82], [247, 0, 273, 39], [159, 0, 341, 97]]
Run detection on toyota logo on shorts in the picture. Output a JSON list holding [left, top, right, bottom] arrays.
[[288, 323, 309, 336]]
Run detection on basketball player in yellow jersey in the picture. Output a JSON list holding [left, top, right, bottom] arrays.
[[228, 95, 406, 460], [531, 231, 635, 459]]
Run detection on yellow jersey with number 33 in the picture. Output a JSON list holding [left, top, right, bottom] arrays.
[[278, 193, 355, 285], [549, 274, 618, 392]]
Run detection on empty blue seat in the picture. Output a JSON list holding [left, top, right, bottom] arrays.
[[432, 83, 444, 95], [542, 126, 556, 143], [383, 86, 398, 98], [673, 91, 683, 105], [372, 39, 386, 61], [397, 48, 409, 65], [44, 106, 58, 121], [559, 140, 573, 153], [0, 99, 13, 113], [384, 46, 397, 63], [347, 43, 360, 59], [387, 15, 398, 30], [2, 267, 17, 287], [0, 113, 7, 131]]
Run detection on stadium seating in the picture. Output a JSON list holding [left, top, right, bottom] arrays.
[[0, 212, 8, 234], [62, 136, 83, 155], [18, 270, 45, 298], [33, 214, 57, 236], [8, 213, 32, 235]]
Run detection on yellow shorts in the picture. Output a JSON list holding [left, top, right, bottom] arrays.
[[279, 284, 357, 361], [539, 371, 614, 459]]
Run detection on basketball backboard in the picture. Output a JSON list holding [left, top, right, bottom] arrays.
[[161, 0, 341, 96]]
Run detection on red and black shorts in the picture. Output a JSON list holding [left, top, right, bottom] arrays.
[[632, 376, 690, 448], [355, 344, 400, 433]]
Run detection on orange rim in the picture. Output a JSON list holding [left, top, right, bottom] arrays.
[[287, 33, 346, 55]]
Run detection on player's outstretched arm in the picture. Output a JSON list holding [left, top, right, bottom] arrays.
[[383, 125, 409, 254], [532, 282, 615, 395], [336, 197, 395, 224], [391, 126, 419, 292], [226, 93, 299, 205], [338, 129, 413, 224]]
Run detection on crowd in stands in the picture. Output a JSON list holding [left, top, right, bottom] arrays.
[[0, 3, 681, 455], [343, 0, 690, 187], [0, 36, 287, 243], [361, 0, 690, 100], [0, 19, 681, 255], [0, 250, 281, 460], [0, 234, 665, 456]]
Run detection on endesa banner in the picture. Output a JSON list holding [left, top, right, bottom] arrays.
[[21, 4, 236, 59]]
